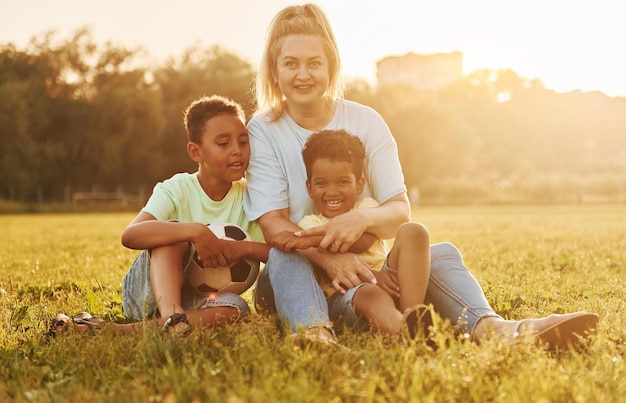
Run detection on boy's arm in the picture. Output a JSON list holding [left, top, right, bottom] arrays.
[[348, 232, 378, 253], [220, 239, 271, 264], [121, 211, 227, 267], [122, 211, 270, 265], [121, 211, 209, 250]]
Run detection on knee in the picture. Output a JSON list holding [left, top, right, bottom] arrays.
[[268, 247, 295, 265], [211, 293, 252, 320], [152, 241, 189, 259], [431, 241, 460, 256], [430, 242, 465, 268], [353, 284, 400, 334], [353, 284, 395, 313], [231, 296, 252, 319], [353, 283, 380, 302], [396, 222, 429, 244], [267, 248, 310, 273]]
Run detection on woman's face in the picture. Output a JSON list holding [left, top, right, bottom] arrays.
[[275, 34, 330, 109]]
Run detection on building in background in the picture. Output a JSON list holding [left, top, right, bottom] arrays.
[[376, 51, 463, 90]]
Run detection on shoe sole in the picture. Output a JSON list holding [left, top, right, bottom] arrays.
[[535, 312, 599, 351], [403, 304, 434, 340]]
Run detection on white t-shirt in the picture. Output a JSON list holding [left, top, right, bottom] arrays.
[[143, 172, 264, 242], [244, 99, 406, 224]]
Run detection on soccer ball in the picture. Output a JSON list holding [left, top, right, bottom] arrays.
[[185, 223, 260, 295]]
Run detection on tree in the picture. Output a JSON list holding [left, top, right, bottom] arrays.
[[153, 45, 256, 178]]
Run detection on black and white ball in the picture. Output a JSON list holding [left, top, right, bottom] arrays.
[[185, 223, 260, 295]]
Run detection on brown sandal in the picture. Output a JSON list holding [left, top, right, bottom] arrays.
[[45, 312, 105, 339]]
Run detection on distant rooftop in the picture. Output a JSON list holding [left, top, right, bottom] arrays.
[[376, 51, 463, 89]]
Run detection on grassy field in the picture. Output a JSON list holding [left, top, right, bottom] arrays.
[[1, 205, 625, 402]]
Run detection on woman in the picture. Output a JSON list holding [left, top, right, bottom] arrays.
[[243, 3, 598, 349]]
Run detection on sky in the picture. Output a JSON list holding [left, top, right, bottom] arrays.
[[1, 0, 624, 97]]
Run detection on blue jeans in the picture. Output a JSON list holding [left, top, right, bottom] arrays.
[[255, 243, 501, 336], [122, 247, 251, 321]]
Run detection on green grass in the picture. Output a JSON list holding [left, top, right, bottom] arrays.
[[1, 205, 625, 402]]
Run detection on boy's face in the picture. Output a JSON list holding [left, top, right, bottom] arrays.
[[188, 114, 250, 185], [306, 158, 364, 218]]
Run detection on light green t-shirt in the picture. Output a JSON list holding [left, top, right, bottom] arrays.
[[142, 172, 264, 242]]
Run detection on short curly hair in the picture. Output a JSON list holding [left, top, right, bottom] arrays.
[[183, 95, 245, 144], [302, 129, 365, 181]]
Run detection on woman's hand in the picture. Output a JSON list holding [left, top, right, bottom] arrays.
[[296, 209, 368, 253], [297, 195, 411, 251], [307, 252, 376, 294]]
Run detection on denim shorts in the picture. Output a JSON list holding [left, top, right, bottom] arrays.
[[327, 257, 396, 332], [121, 244, 250, 321]]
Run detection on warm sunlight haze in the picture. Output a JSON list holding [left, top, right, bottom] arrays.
[[1, 0, 624, 96]]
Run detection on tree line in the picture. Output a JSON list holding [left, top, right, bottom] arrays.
[[1, 28, 625, 206]]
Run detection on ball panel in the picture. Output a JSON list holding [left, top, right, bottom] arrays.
[[230, 260, 253, 282], [184, 223, 260, 295], [223, 225, 248, 241]]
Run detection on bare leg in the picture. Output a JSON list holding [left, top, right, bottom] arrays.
[[149, 241, 188, 318], [50, 305, 240, 336], [149, 242, 240, 330], [352, 284, 402, 335], [387, 222, 431, 312]]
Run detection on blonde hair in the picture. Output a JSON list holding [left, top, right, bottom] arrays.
[[254, 3, 344, 121]]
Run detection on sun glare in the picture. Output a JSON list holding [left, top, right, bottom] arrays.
[[0, 0, 624, 96]]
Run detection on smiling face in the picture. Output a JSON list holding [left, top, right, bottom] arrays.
[[275, 34, 330, 111], [306, 157, 365, 218], [188, 113, 250, 199]]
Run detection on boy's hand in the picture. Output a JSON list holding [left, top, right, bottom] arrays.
[[373, 270, 400, 299], [193, 225, 227, 268], [270, 230, 322, 252], [317, 253, 376, 294], [216, 239, 252, 267]]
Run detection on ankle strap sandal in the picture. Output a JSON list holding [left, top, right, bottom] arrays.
[[162, 313, 192, 336]]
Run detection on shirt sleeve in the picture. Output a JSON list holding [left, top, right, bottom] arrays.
[[142, 181, 177, 221], [361, 110, 407, 204], [244, 117, 290, 221], [334, 100, 407, 204]]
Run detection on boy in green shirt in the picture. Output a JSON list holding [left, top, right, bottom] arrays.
[[48, 95, 269, 336]]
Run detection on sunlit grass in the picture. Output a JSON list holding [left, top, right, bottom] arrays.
[[1, 205, 625, 402]]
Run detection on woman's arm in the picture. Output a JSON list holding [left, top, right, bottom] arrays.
[[271, 229, 377, 253], [258, 209, 301, 241], [295, 193, 410, 252], [259, 208, 377, 293]]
